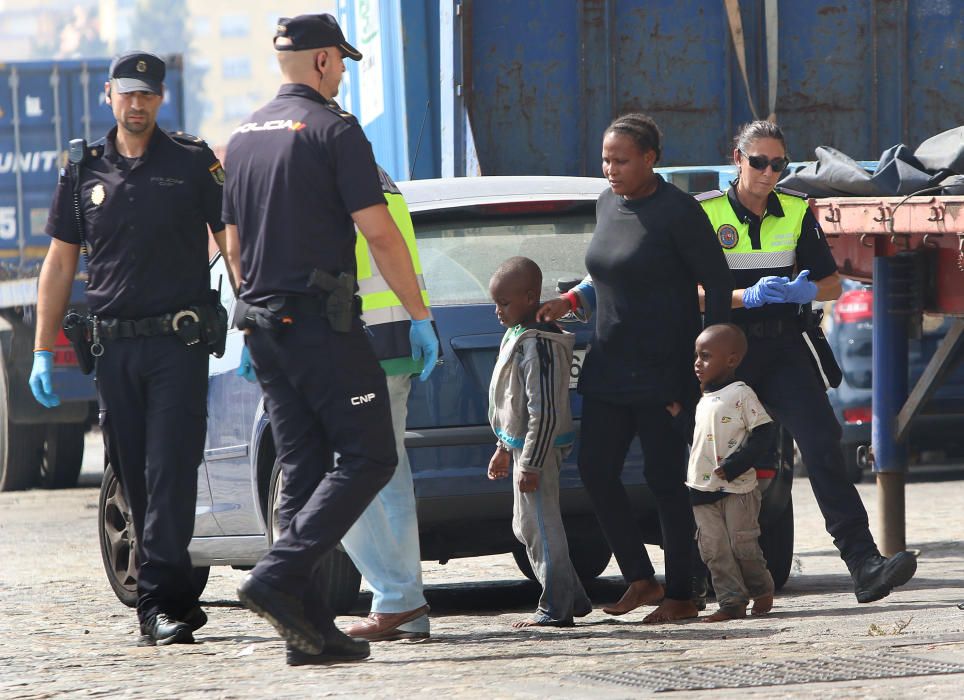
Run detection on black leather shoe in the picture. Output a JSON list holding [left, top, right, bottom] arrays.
[[853, 551, 918, 603], [138, 614, 195, 647], [237, 575, 324, 655], [286, 628, 370, 666], [183, 606, 207, 632]]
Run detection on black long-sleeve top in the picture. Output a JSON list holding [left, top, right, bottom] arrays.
[[579, 178, 734, 405]]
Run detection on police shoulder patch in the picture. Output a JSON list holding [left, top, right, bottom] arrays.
[[324, 102, 357, 123], [170, 130, 208, 147], [717, 223, 740, 249], [208, 160, 225, 186], [775, 185, 808, 199], [694, 189, 725, 202]]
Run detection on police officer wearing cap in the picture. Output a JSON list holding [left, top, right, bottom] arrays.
[[222, 14, 438, 666], [30, 51, 229, 646]]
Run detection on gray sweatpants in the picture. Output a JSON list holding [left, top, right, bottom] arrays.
[[694, 489, 774, 611], [512, 447, 591, 621]]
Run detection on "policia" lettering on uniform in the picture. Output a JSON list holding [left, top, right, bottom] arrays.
[[232, 119, 307, 134]]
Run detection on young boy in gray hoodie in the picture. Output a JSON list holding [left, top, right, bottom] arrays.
[[487, 257, 592, 628]]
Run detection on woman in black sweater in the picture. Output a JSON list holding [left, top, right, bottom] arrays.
[[539, 114, 733, 623]]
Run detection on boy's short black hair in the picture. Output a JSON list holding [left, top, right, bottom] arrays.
[[699, 323, 748, 364], [490, 256, 542, 293]]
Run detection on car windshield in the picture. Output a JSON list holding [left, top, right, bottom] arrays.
[[414, 211, 596, 305]]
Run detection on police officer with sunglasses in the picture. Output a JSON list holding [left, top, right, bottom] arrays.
[[696, 120, 918, 605]]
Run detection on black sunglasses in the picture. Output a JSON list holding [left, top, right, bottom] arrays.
[[740, 150, 790, 173]]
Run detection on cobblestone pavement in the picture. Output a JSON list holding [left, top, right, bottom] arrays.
[[1, 450, 962, 698]]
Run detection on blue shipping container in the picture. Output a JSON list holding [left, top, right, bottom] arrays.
[[0, 57, 185, 272], [340, 0, 962, 178]]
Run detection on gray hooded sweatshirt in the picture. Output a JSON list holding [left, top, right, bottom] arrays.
[[488, 323, 576, 473]]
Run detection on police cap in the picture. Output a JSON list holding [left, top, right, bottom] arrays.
[[109, 51, 165, 95], [273, 14, 362, 60]]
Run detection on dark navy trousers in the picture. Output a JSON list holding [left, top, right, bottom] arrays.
[[578, 399, 695, 601], [245, 314, 396, 625], [737, 330, 878, 572], [96, 335, 209, 625]]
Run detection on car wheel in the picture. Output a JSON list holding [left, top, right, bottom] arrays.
[[39, 423, 86, 489], [267, 459, 361, 614], [759, 497, 794, 591], [98, 463, 210, 607], [510, 521, 613, 582]]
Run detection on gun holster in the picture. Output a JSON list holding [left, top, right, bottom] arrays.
[[193, 290, 228, 357], [800, 308, 842, 389], [62, 310, 95, 375], [307, 269, 357, 333], [232, 298, 289, 336]]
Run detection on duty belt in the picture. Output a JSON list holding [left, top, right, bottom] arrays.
[[739, 318, 793, 338], [96, 309, 202, 342]]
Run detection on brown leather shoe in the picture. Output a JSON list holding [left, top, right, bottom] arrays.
[[345, 605, 430, 641]]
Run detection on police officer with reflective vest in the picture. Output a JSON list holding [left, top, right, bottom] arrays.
[[697, 121, 917, 604], [339, 165, 433, 642], [222, 14, 438, 666], [30, 52, 229, 645]]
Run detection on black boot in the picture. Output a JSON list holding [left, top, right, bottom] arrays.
[[286, 627, 371, 666], [852, 551, 917, 603], [138, 614, 195, 646]]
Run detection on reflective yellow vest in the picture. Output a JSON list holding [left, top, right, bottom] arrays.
[[698, 188, 809, 276], [355, 166, 432, 376]]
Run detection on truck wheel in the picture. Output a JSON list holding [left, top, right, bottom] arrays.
[[759, 497, 794, 591], [0, 361, 44, 491], [267, 459, 361, 614], [39, 423, 86, 489], [98, 463, 210, 607]]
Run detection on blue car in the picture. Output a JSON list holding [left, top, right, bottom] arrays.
[[98, 176, 794, 610], [825, 281, 964, 482]]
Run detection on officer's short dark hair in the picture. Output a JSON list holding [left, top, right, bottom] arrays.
[[606, 113, 662, 162]]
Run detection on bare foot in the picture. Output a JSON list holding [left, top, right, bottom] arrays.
[[750, 594, 773, 616], [602, 578, 665, 616], [642, 598, 700, 624], [511, 615, 574, 629], [702, 606, 747, 623]]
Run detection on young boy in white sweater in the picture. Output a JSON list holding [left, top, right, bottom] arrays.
[[683, 323, 777, 621]]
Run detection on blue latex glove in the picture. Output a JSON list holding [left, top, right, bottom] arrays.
[[783, 269, 819, 305], [236, 345, 257, 383], [409, 317, 439, 382], [29, 350, 60, 408], [742, 276, 789, 308]]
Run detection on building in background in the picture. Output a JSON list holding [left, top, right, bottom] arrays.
[[183, 0, 334, 148], [2, 1, 335, 149], [0, 0, 106, 61]]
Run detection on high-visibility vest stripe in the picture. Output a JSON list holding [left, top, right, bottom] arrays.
[[357, 273, 428, 300], [724, 250, 796, 269]]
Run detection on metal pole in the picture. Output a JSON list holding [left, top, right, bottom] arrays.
[[871, 255, 909, 555]]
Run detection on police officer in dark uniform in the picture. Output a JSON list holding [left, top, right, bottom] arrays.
[[30, 52, 228, 645], [222, 14, 437, 666], [697, 120, 917, 604]]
